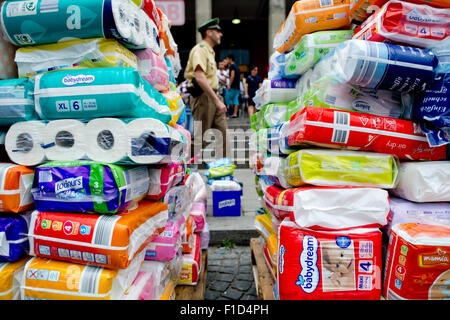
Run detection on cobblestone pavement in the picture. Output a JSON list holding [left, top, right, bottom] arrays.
[[205, 245, 259, 300]]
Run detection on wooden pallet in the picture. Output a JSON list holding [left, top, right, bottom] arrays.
[[250, 238, 275, 300], [175, 249, 208, 300]]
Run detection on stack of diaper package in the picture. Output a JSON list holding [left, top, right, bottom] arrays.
[[249, 0, 449, 300], [0, 0, 210, 300]]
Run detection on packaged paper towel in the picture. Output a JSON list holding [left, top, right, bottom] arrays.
[[0, 163, 34, 213], [391, 161, 450, 202], [0, 78, 38, 126], [15, 38, 138, 78], [31, 161, 151, 214], [0, 257, 29, 300], [34, 67, 172, 123]]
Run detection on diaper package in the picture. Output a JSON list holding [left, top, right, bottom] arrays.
[[264, 234, 278, 282], [164, 185, 190, 219], [287, 107, 447, 160], [254, 212, 276, 242], [259, 79, 298, 105], [146, 162, 185, 200], [178, 233, 201, 286], [0, 215, 29, 262], [404, 0, 450, 8], [135, 48, 169, 92], [145, 213, 184, 262], [0, 257, 28, 300], [263, 241, 276, 282], [15, 38, 138, 78], [21, 251, 146, 300], [390, 161, 450, 202], [283, 149, 399, 188], [163, 90, 185, 127], [31, 161, 150, 214], [189, 201, 206, 233], [273, 0, 351, 54], [277, 220, 382, 300], [263, 184, 390, 229], [34, 67, 171, 122], [353, 1, 450, 48], [28, 200, 168, 269], [348, 0, 388, 23], [0, 163, 34, 213], [267, 122, 296, 157], [0, 78, 38, 126], [383, 223, 450, 300], [262, 156, 292, 189], [284, 30, 354, 76]]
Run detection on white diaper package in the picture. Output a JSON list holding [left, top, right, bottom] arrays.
[[391, 161, 450, 202]]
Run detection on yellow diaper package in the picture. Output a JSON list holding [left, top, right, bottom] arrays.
[[254, 213, 276, 242], [15, 38, 138, 78], [284, 149, 399, 188], [274, 0, 351, 53], [0, 258, 29, 300]]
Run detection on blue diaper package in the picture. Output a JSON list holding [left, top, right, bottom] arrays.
[[34, 67, 172, 122], [0, 78, 38, 126], [0, 215, 29, 262], [267, 122, 295, 157]]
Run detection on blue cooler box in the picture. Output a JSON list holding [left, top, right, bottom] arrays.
[[212, 190, 242, 216]]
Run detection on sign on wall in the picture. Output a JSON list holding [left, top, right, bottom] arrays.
[[155, 0, 185, 26]]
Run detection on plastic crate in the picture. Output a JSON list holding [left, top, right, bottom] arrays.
[[212, 190, 242, 216]]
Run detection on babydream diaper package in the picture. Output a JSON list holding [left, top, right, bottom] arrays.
[[146, 162, 185, 200], [0, 257, 28, 300], [283, 149, 399, 188], [0, 163, 34, 213], [277, 220, 383, 300], [21, 251, 145, 300], [287, 107, 447, 160], [383, 223, 450, 300], [31, 161, 150, 214], [33, 67, 171, 122], [28, 200, 168, 269], [353, 1, 450, 48], [0, 214, 29, 262], [0, 78, 38, 126], [273, 0, 351, 54], [15, 38, 138, 78], [390, 161, 450, 203]]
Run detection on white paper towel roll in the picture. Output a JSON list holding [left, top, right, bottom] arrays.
[[5, 121, 47, 166], [126, 118, 171, 164], [141, 11, 160, 53], [85, 118, 130, 163], [112, 0, 133, 41], [43, 119, 87, 161]]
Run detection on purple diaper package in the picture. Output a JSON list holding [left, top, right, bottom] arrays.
[[0, 214, 30, 262], [31, 161, 150, 214]]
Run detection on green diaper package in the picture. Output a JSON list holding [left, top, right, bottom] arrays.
[[0, 78, 38, 126]]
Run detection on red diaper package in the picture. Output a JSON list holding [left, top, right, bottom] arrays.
[[405, 0, 450, 8], [353, 0, 450, 48], [287, 107, 447, 160], [178, 233, 201, 285], [277, 220, 383, 300], [140, 0, 161, 29], [383, 223, 450, 300]]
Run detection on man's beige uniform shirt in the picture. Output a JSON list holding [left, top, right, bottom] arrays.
[[184, 40, 219, 90]]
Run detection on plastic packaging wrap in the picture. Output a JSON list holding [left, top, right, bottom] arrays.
[[15, 38, 138, 78], [146, 162, 185, 200], [135, 48, 169, 92], [254, 213, 276, 242], [287, 107, 447, 160], [390, 161, 450, 202], [383, 223, 450, 300], [0, 78, 38, 126], [0, 214, 29, 262], [164, 185, 190, 219], [348, 0, 389, 23], [178, 233, 201, 286], [259, 79, 298, 105], [262, 156, 292, 189], [267, 122, 296, 157], [31, 161, 150, 214], [34, 67, 171, 122], [277, 220, 382, 300], [28, 200, 168, 269], [353, 1, 450, 48], [284, 30, 354, 76], [273, 0, 351, 53], [0, 163, 34, 213], [284, 149, 399, 188], [0, 257, 28, 300], [21, 251, 146, 300]]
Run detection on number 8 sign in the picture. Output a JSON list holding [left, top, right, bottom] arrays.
[[155, 1, 185, 26]]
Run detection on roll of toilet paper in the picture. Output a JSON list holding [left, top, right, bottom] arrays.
[[168, 127, 187, 163], [128, 3, 145, 48], [85, 118, 130, 163], [141, 11, 160, 53], [5, 121, 47, 166], [109, 0, 134, 45], [43, 119, 87, 161], [126, 118, 171, 164]]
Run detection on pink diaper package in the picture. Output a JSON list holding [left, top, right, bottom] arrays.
[[146, 162, 186, 201], [189, 201, 206, 233], [145, 214, 185, 262], [135, 48, 170, 92]]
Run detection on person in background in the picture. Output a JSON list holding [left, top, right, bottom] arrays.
[[224, 54, 241, 118], [246, 64, 262, 117], [239, 72, 248, 117], [217, 60, 229, 105], [184, 18, 229, 159]]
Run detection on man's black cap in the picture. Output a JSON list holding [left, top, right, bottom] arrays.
[[198, 18, 223, 33]]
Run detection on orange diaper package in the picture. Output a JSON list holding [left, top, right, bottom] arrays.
[[383, 223, 450, 300], [0, 257, 29, 300], [274, 0, 351, 53], [0, 163, 34, 213]]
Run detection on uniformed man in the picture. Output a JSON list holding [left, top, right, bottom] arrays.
[[184, 18, 229, 161]]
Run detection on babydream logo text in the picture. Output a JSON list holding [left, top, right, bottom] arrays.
[[62, 75, 95, 86], [296, 235, 319, 294]]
